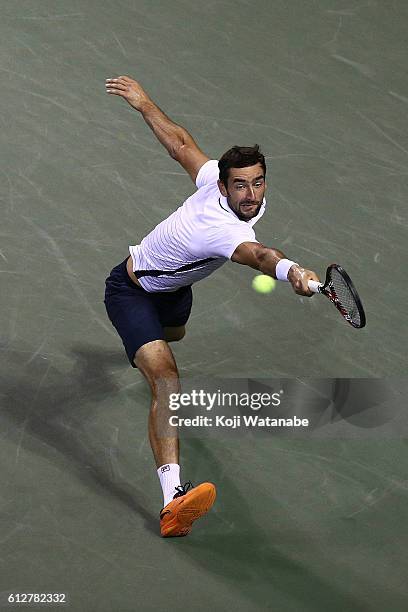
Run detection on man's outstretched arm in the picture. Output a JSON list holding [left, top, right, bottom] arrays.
[[231, 241, 320, 296], [106, 75, 209, 184]]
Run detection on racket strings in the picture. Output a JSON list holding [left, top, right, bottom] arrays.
[[328, 268, 362, 326]]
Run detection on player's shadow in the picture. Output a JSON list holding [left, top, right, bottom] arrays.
[[0, 344, 157, 535], [175, 377, 398, 445], [241, 378, 398, 435], [175, 438, 370, 612]]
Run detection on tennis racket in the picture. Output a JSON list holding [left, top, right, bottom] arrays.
[[308, 264, 366, 329]]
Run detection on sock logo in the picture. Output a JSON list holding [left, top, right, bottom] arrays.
[[161, 465, 170, 473]]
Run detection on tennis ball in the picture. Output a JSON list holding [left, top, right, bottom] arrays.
[[252, 274, 276, 294]]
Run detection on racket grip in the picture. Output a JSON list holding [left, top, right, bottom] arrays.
[[308, 280, 323, 293]]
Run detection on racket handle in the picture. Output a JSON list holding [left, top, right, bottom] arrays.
[[308, 280, 323, 293]]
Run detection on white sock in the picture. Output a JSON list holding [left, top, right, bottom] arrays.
[[157, 463, 181, 507]]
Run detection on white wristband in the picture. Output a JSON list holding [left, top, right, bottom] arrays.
[[275, 259, 298, 281]]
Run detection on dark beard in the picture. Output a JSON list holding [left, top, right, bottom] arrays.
[[230, 201, 262, 221]]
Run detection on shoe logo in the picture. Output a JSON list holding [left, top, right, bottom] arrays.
[[161, 465, 170, 473]]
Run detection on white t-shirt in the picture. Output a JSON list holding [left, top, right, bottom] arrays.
[[129, 159, 266, 292]]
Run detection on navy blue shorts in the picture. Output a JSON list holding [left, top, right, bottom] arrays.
[[104, 257, 193, 367]]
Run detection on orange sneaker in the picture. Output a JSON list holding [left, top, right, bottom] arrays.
[[160, 481, 216, 537]]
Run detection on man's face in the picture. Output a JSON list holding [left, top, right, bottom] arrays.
[[217, 163, 266, 221]]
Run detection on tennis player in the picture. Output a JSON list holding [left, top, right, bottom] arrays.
[[104, 75, 320, 537]]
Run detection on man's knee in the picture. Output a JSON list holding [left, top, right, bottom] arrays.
[[134, 340, 180, 395], [153, 367, 180, 397], [163, 325, 186, 343], [142, 365, 180, 398]]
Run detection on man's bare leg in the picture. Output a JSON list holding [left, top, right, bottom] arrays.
[[134, 339, 180, 467], [134, 335, 216, 536], [163, 325, 185, 343]]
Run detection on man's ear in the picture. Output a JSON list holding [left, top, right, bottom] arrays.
[[217, 179, 228, 197]]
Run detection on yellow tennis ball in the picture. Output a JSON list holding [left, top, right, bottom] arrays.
[[252, 274, 276, 294]]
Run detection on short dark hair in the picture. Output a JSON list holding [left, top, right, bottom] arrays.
[[218, 145, 266, 186]]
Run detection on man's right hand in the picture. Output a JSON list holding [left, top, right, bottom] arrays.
[[106, 75, 152, 113], [288, 265, 319, 297]]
